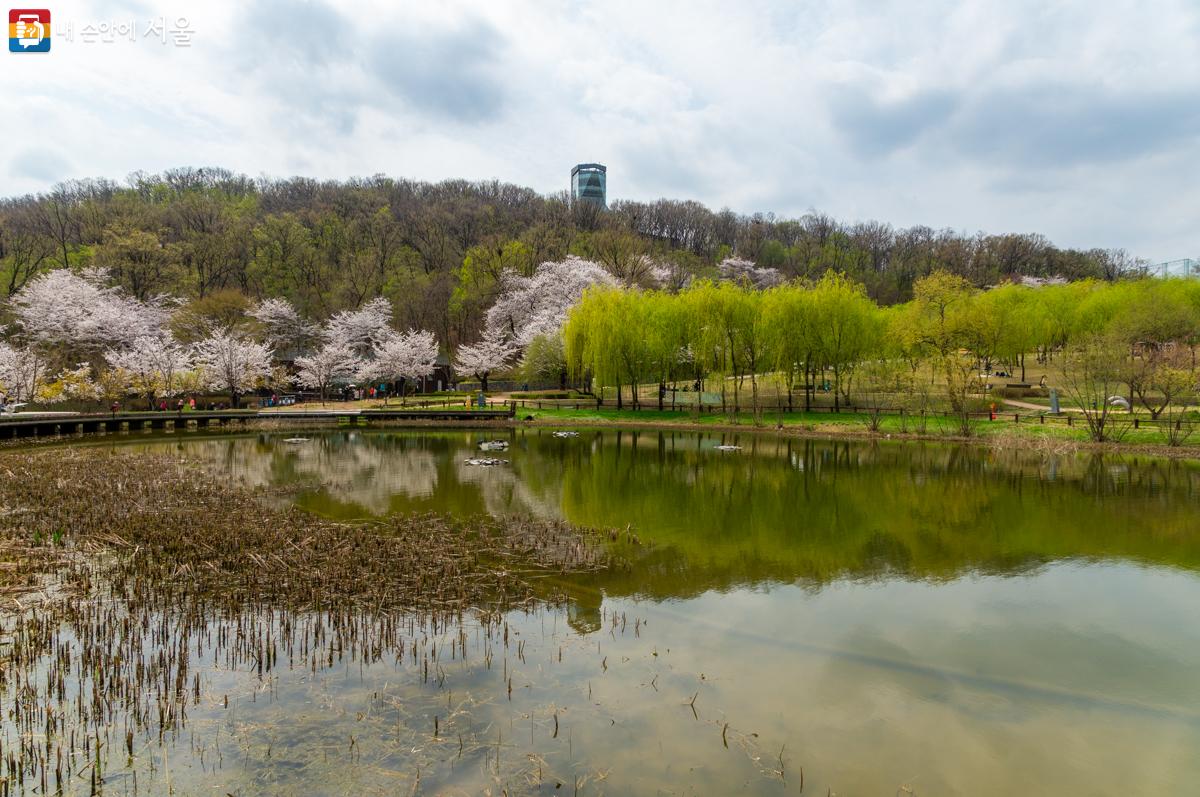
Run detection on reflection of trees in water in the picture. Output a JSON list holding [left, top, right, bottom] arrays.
[[176, 434, 439, 516], [282, 435, 440, 515], [180, 433, 566, 519], [545, 431, 1200, 600], [167, 437, 280, 489], [154, 430, 1200, 600], [454, 456, 563, 520]]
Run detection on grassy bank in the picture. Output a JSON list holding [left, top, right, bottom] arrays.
[[512, 405, 1200, 456]]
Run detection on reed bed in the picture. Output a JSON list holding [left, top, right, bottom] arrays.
[[0, 447, 617, 795]]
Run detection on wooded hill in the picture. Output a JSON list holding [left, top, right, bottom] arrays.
[[0, 166, 1138, 347]]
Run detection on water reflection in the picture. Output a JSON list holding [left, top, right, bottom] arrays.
[[159, 428, 1200, 594], [103, 429, 1200, 795]]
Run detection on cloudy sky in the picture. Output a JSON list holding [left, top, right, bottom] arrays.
[[3, 0, 1197, 262]]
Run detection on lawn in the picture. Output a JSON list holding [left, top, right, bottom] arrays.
[[515, 404, 1200, 450]]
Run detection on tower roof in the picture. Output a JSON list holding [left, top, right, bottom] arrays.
[[571, 163, 607, 177]]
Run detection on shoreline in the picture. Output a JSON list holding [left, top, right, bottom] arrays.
[[513, 412, 1200, 461], [2, 410, 1199, 461]]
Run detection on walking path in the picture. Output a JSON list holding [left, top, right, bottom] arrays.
[[1002, 398, 1082, 414]]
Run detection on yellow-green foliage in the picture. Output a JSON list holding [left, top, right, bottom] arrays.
[[563, 270, 1200, 414]]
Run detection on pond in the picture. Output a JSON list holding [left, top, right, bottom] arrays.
[[71, 429, 1200, 793]]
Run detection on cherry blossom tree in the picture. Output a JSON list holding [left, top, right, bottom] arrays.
[[454, 338, 515, 393], [648, 257, 694, 292], [249, 297, 319, 354], [323, 297, 393, 357], [484, 257, 617, 347], [361, 329, 439, 402], [0, 341, 50, 404], [718, 257, 784, 290], [193, 330, 273, 408], [9, 267, 171, 356], [105, 335, 193, 408], [293, 340, 362, 402]]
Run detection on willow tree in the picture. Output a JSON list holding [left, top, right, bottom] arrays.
[[685, 281, 769, 414], [762, 283, 815, 410], [565, 285, 651, 409], [806, 272, 883, 411], [910, 270, 974, 358], [642, 291, 691, 410], [908, 270, 980, 431], [1033, 281, 1090, 362], [1107, 279, 1200, 419], [969, 284, 1042, 380]]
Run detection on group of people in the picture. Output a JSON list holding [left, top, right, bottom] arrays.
[[146, 397, 231, 412], [341, 385, 388, 402], [153, 397, 196, 412]]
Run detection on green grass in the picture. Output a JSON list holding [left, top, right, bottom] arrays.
[[517, 405, 1200, 449]]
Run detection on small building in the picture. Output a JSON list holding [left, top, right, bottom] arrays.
[[570, 163, 607, 208], [413, 353, 454, 394]]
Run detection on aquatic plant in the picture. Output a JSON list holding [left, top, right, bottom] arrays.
[[0, 447, 614, 794]]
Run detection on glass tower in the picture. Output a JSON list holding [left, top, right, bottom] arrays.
[[570, 163, 607, 208]]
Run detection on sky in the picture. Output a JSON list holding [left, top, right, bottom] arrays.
[[2, 0, 1197, 263]]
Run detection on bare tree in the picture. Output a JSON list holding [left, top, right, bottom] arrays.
[[1056, 334, 1131, 442]]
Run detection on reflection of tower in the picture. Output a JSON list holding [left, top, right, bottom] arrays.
[[570, 163, 607, 208], [567, 590, 603, 635]]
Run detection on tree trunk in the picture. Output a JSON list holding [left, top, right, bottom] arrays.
[[616, 383, 623, 410], [480, 373, 489, 393]]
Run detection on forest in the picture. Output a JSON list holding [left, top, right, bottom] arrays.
[[0, 166, 1140, 349]]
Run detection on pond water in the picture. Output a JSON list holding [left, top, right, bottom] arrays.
[[103, 429, 1200, 794]]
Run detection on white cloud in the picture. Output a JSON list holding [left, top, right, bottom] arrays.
[[0, 0, 1196, 262]]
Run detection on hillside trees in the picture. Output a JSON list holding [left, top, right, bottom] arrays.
[[0, 169, 1140, 349]]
